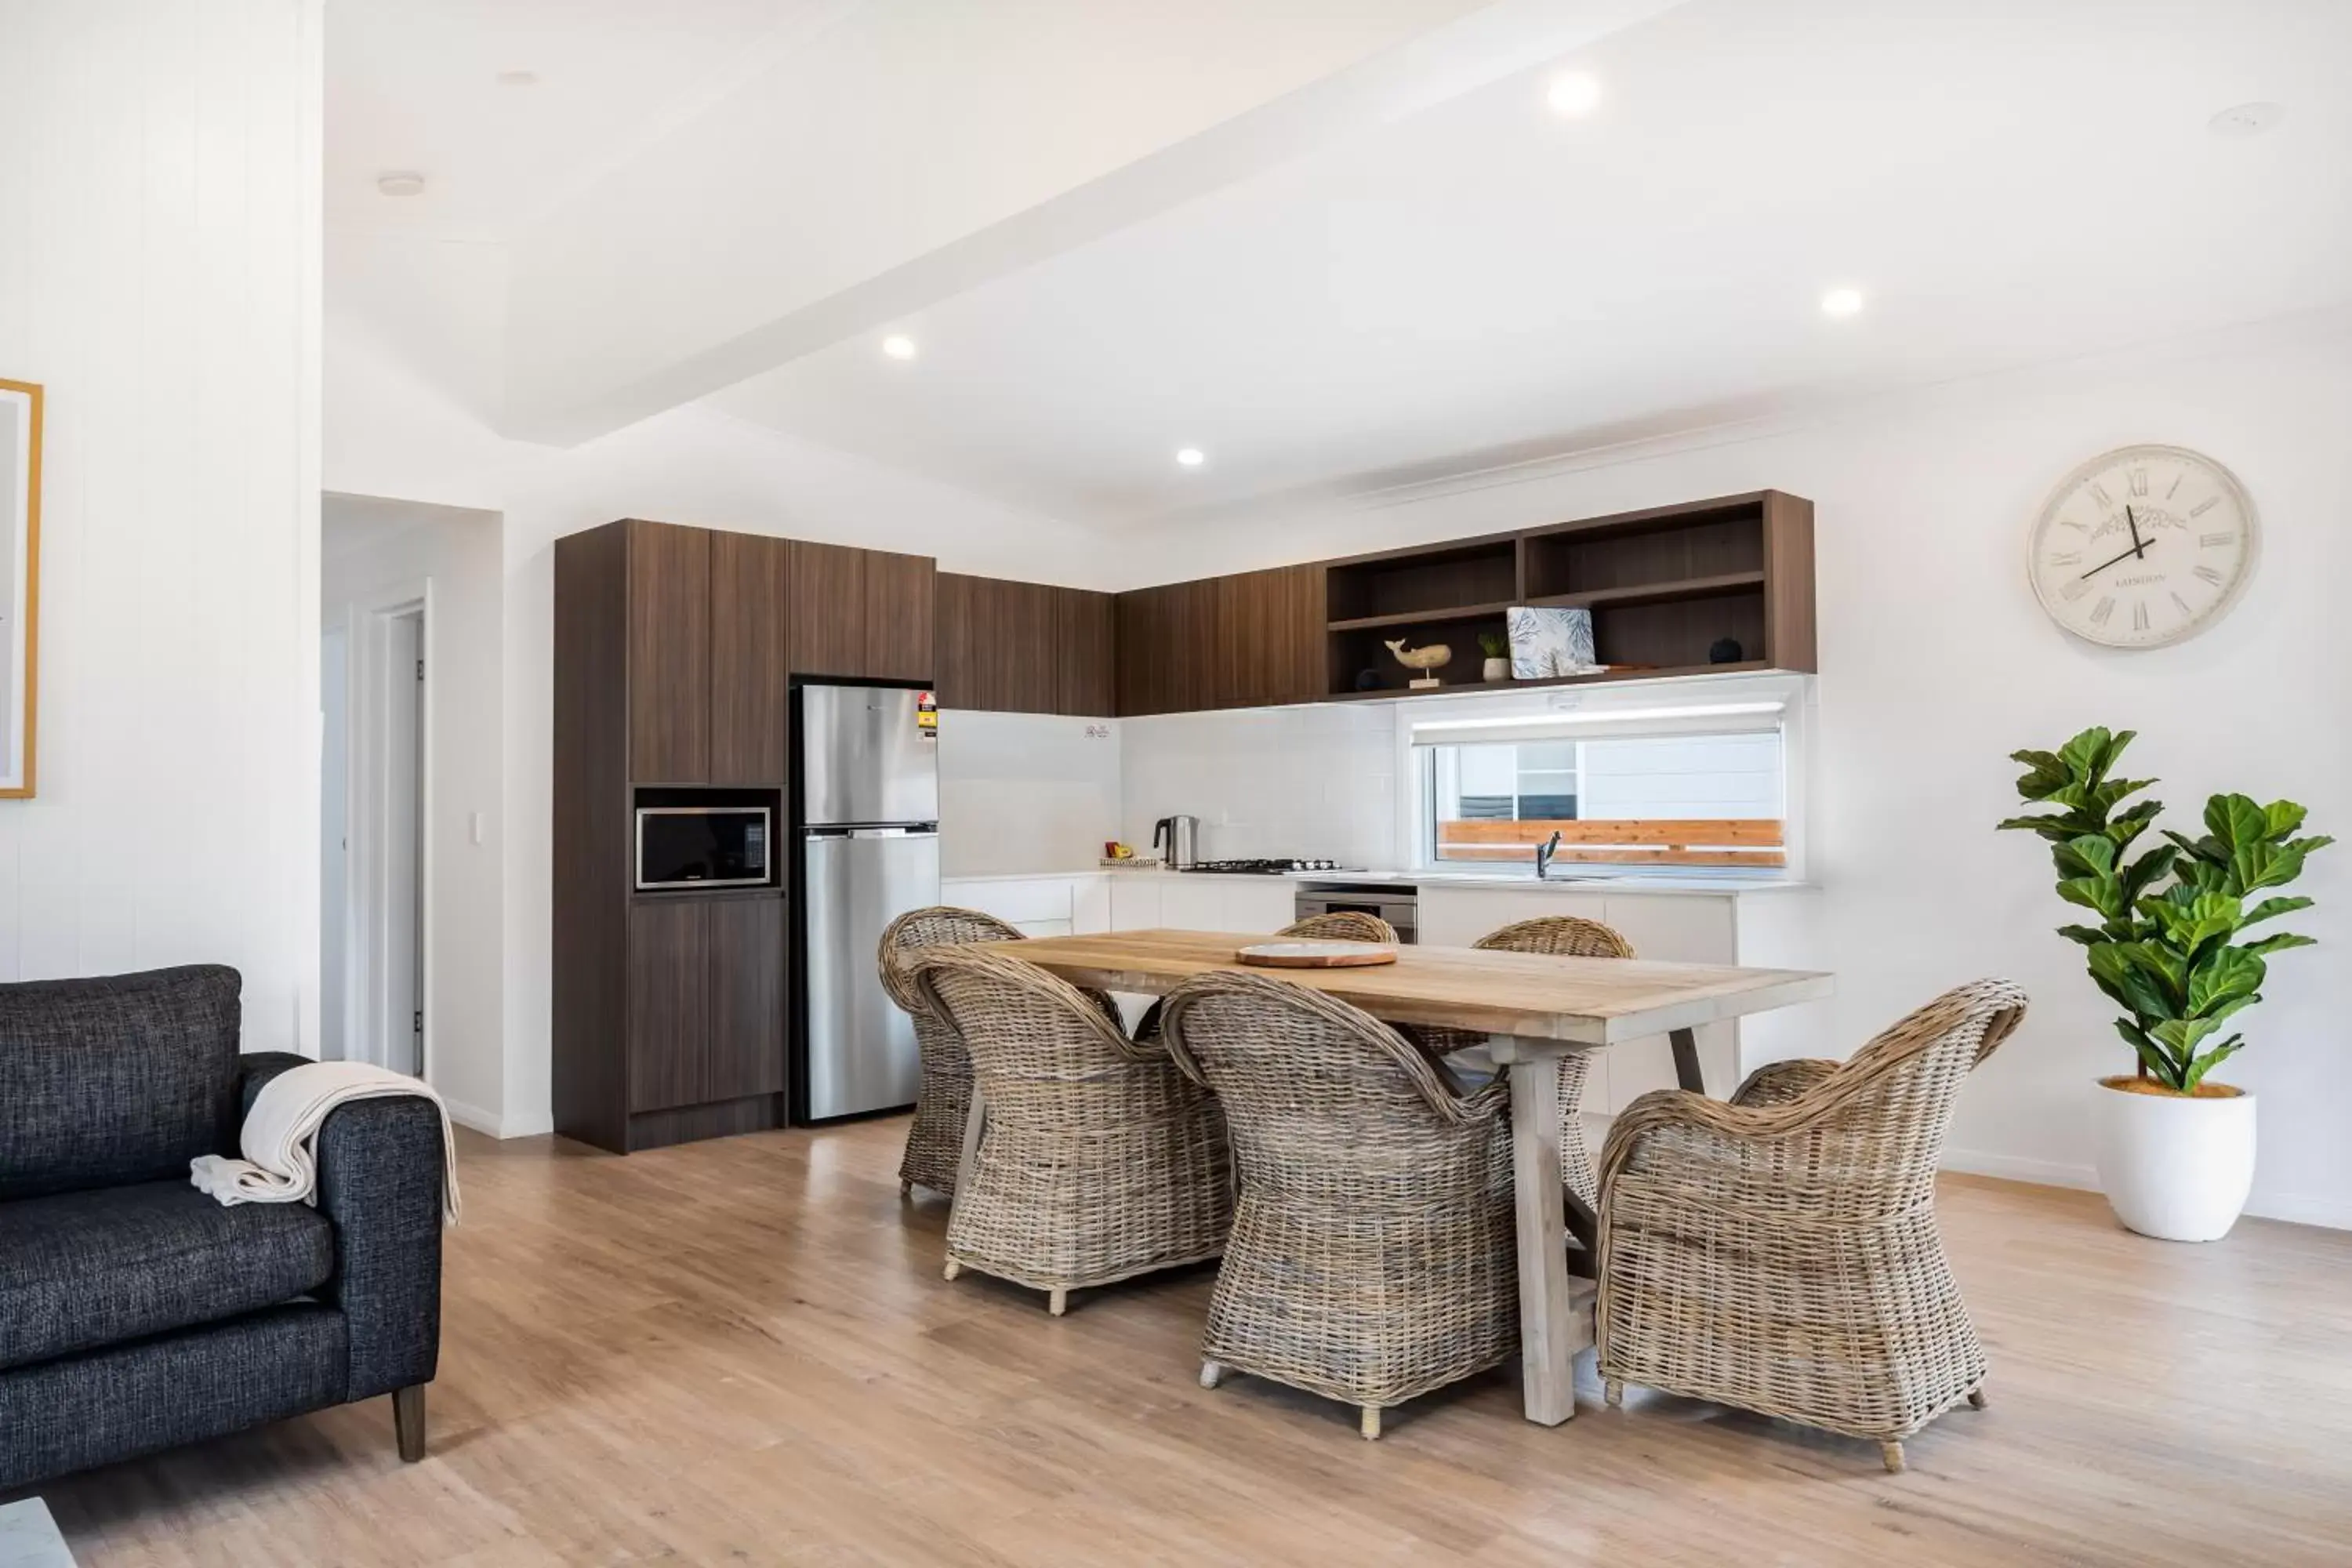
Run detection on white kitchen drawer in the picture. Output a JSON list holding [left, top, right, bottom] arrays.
[[1012, 918, 1073, 938], [939, 877, 1073, 927]]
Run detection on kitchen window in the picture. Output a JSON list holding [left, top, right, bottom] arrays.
[[1408, 687, 1796, 878]]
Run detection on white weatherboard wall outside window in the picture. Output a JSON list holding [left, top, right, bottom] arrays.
[[1401, 672, 1810, 879]]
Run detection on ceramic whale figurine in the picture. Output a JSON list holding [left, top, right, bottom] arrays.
[[1384, 638, 1451, 688]]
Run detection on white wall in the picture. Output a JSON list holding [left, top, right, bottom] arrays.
[[938, 710, 1121, 877], [1123, 319, 2352, 1228], [0, 2, 322, 1047], [321, 495, 506, 1132]]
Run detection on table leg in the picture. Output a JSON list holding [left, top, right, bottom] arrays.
[[1502, 1045, 1577, 1425], [1670, 1026, 1705, 1094], [954, 1087, 987, 1196]]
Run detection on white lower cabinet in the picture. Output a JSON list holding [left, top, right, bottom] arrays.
[[1107, 874, 1297, 933], [940, 875, 1112, 938], [1108, 877, 1162, 931]]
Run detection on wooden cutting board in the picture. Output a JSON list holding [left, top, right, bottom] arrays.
[[1236, 940, 1399, 969]]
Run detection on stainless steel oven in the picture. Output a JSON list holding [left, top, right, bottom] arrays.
[[1294, 881, 1418, 944]]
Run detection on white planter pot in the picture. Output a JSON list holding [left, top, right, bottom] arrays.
[[1483, 657, 1512, 682], [2091, 1076, 2256, 1242]]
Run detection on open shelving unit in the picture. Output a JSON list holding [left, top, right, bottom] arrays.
[[1322, 492, 1813, 699]]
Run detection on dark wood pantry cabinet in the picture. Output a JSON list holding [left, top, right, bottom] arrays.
[[554, 519, 935, 1154]]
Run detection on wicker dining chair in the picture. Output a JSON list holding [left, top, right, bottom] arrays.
[[1595, 978, 2029, 1473], [877, 906, 1028, 1199], [1412, 915, 1637, 1209], [1131, 909, 1399, 1042], [1160, 969, 1517, 1440], [910, 946, 1232, 1315]]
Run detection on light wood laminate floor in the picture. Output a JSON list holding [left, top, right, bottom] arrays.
[[27, 1120, 2352, 1566]]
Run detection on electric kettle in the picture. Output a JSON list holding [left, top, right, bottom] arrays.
[[1152, 815, 1200, 869]]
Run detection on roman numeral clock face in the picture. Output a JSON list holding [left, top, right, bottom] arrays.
[[2028, 444, 2259, 648]]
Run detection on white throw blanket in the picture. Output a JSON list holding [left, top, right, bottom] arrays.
[[191, 1060, 461, 1226]]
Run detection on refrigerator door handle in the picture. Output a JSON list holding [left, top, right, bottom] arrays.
[[848, 826, 938, 840]]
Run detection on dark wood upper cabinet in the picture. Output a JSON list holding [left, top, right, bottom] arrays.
[[785, 540, 866, 680], [785, 541, 936, 683], [1216, 564, 1326, 710], [626, 521, 711, 783], [863, 549, 936, 684], [709, 530, 791, 784], [938, 573, 1115, 716], [1113, 583, 1179, 717], [1056, 588, 1116, 717], [932, 572, 980, 710]]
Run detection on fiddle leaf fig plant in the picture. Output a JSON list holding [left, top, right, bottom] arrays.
[[1998, 727, 2331, 1093]]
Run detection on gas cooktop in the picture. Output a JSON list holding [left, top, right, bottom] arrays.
[[1183, 858, 1343, 875]]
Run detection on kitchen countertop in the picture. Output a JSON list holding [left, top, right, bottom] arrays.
[[942, 867, 1813, 895]]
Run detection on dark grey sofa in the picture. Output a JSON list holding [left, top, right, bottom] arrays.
[[0, 965, 443, 1491]]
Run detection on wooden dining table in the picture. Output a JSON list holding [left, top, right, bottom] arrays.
[[952, 927, 1833, 1428]]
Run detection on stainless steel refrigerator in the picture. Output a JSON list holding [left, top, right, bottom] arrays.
[[790, 683, 941, 1123]]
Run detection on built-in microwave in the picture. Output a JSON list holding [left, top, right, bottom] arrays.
[[636, 806, 771, 891]]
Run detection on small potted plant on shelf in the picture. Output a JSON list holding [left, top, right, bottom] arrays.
[[1998, 727, 2330, 1241], [1478, 630, 1512, 684]]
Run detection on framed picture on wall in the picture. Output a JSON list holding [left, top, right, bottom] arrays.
[[0, 379, 41, 797]]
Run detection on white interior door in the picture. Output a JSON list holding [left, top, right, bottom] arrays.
[[383, 611, 423, 1077]]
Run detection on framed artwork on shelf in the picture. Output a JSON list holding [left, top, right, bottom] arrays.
[[1, 379, 42, 797], [1506, 604, 1597, 680]]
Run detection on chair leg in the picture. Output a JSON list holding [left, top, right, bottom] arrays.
[[1879, 1440, 1905, 1474], [393, 1385, 426, 1463], [1604, 1378, 1624, 1408], [1967, 1385, 1988, 1410], [942, 1257, 960, 1282], [900, 1178, 913, 1198], [1200, 1360, 1224, 1389], [1359, 1406, 1382, 1441], [1047, 1288, 1069, 1317]]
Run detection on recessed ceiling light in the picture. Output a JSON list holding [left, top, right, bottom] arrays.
[[880, 335, 918, 361], [1175, 448, 1207, 468], [376, 171, 426, 198], [1820, 285, 1865, 318], [496, 68, 540, 88], [2208, 101, 2285, 138], [1546, 71, 1603, 118]]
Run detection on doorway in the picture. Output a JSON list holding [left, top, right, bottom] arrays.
[[325, 590, 430, 1077]]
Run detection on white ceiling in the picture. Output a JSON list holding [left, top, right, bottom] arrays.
[[325, 1, 2352, 535], [326, 0, 844, 241], [702, 0, 2352, 528]]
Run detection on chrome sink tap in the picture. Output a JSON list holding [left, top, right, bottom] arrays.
[[1534, 829, 1564, 880]]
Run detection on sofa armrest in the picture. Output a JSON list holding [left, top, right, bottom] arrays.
[[233, 1055, 444, 1402], [314, 1096, 445, 1400]]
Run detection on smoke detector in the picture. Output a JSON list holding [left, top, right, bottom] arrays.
[[376, 171, 426, 198], [2208, 103, 2285, 138]]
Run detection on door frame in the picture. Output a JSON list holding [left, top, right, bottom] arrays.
[[339, 578, 434, 1079]]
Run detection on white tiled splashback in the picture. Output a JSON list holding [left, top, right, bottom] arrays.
[[1120, 704, 1402, 869], [937, 710, 1123, 876]]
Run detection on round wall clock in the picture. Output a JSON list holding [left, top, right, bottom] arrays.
[[2027, 444, 2259, 648]]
